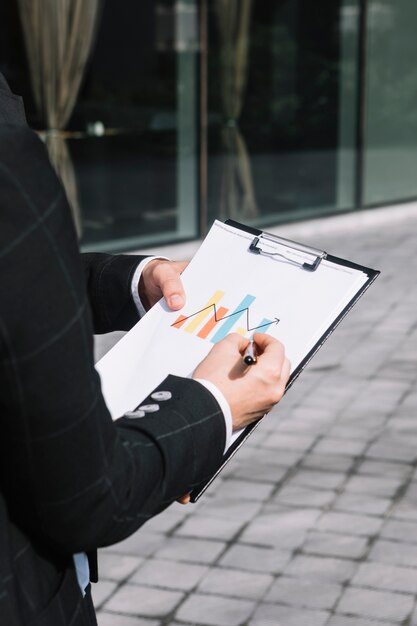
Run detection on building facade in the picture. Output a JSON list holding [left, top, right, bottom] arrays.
[[1, 0, 417, 252]]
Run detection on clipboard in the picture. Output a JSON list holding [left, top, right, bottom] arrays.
[[95, 219, 379, 503], [189, 220, 379, 501]]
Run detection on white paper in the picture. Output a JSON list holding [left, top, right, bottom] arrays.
[[96, 221, 369, 420]]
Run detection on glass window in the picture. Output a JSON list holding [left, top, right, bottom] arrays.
[[206, 0, 360, 228], [363, 0, 417, 205], [0, 0, 199, 251]]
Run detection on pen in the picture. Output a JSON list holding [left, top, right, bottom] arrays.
[[243, 340, 257, 365]]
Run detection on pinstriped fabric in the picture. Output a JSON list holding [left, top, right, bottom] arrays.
[[0, 120, 226, 623]]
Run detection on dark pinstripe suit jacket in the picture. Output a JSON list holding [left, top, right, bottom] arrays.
[[0, 76, 225, 625]]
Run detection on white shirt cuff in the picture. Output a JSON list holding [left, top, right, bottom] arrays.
[[194, 379, 233, 453], [131, 256, 170, 318]]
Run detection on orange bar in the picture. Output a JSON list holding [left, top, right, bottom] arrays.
[[171, 314, 188, 329], [185, 290, 225, 334], [197, 307, 229, 339]]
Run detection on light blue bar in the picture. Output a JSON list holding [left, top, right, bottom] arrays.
[[250, 318, 273, 338], [211, 294, 256, 343]]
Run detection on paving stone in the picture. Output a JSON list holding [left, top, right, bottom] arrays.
[[98, 553, 143, 581], [303, 531, 368, 560], [316, 511, 383, 537], [244, 428, 269, 447], [230, 445, 257, 461], [336, 586, 414, 623], [327, 615, 396, 626], [92, 580, 118, 609], [331, 416, 386, 434], [366, 440, 417, 463], [175, 593, 255, 626], [219, 544, 291, 574], [230, 462, 288, 483], [197, 499, 263, 523], [377, 434, 417, 456], [390, 417, 417, 432], [103, 584, 184, 617], [276, 417, 331, 435], [352, 561, 417, 594], [390, 499, 417, 522], [198, 567, 273, 600], [288, 469, 346, 490], [230, 460, 288, 486], [343, 475, 402, 498], [248, 602, 329, 626], [250, 448, 305, 467], [154, 537, 226, 564], [313, 437, 367, 456], [174, 514, 245, 541], [97, 613, 161, 626], [403, 482, 417, 500], [409, 603, 417, 626], [369, 539, 417, 568], [206, 479, 275, 502], [332, 492, 391, 516], [358, 459, 413, 479], [264, 576, 341, 610], [284, 554, 357, 583], [130, 559, 208, 591], [301, 453, 355, 473], [288, 406, 335, 423], [105, 532, 166, 558], [241, 508, 321, 549], [366, 377, 411, 399], [260, 432, 317, 451], [380, 518, 417, 544], [139, 510, 187, 534], [274, 485, 335, 508]]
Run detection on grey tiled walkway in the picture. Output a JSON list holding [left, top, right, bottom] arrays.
[[94, 204, 417, 626]]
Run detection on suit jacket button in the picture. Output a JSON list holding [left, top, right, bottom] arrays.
[[124, 409, 146, 419], [138, 404, 160, 413], [151, 391, 172, 401]]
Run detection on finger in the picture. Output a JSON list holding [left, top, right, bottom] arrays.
[[154, 263, 186, 310], [252, 333, 285, 360], [214, 332, 251, 356], [177, 493, 191, 505], [173, 260, 188, 274]]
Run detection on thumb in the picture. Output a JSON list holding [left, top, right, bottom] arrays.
[[154, 262, 186, 310]]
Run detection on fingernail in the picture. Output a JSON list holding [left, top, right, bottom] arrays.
[[169, 294, 183, 308]]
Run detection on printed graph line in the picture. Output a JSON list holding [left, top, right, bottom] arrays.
[[172, 303, 279, 333]]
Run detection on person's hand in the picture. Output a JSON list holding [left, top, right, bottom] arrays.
[[139, 259, 188, 311], [193, 332, 291, 431]]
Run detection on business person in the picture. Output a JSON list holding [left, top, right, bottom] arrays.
[[0, 74, 290, 625]]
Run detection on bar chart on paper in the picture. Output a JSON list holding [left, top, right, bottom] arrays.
[[171, 290, 279, 343]]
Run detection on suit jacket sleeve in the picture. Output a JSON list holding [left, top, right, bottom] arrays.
[[81, 252, 147, 333], [0, 126, 226, 555]]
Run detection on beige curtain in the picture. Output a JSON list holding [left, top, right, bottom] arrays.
[[17, 0, 102, 236], [214, 0, 258, 220]]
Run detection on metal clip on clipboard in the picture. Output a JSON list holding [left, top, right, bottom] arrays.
[[249, 231, 327, 272]]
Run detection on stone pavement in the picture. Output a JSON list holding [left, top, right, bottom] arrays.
[[94, 203, 417, 626]]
